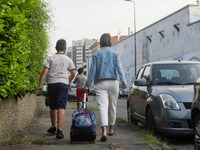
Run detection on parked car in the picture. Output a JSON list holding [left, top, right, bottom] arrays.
[[68, 82, 77, 101], [127, 61, 200, 135], [191, 77, 200, 150], [118, 83, 129, 99], [42, 84, 48, 96]]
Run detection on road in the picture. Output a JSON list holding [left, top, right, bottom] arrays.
[[86, 95, 194, 150]]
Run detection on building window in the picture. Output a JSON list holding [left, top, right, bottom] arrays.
[[159, 30, 164, 38]]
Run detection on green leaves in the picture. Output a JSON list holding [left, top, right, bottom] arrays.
[[0, 89, 7, 98], [0, 0, 52, 100]]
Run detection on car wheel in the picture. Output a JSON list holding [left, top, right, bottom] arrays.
[[127, 101, 138, 125], [147, 108, 156, 134], [194, 114, 200, 150]]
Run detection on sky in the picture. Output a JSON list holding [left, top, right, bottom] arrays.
[[45, 0, 198, 55]]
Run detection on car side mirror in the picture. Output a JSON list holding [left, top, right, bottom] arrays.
[[134, 79, 147, 86]]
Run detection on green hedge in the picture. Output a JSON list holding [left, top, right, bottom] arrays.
[[0, 0, 52, 100]]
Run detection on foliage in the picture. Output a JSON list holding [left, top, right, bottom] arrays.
[[116, 117, 165, 145], [32, 139, 58, 145], [7, 137, 27, 145], [0, 0, 52, 100]]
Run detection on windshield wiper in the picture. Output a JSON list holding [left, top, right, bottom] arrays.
[[165, 82, 182, 85], [184, 82, 194, 85], [156, 82, 182, 85]]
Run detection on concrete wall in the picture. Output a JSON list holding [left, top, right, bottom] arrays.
[[111, 4, 200, 90], [189, 5, 200, 23], [0, 94, 37, 143]]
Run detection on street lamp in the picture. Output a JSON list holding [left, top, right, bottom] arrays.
[[125, 0, 137, 76]]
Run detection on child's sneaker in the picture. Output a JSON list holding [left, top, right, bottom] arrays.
[[47, 127, 56, 135], [56, 129, 64, 139]]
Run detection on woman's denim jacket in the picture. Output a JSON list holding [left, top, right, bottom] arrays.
[[86, 46, 127, 87]]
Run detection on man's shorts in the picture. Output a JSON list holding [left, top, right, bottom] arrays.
[[76, 88, 88, 100], [48, 83, 69, 109]]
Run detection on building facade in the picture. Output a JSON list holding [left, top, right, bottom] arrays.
[[65, 46, 72, 59], [89, 40, 100, 55], [71, 39, 96, 68], [84, 39, 97, 62], [111, 4, 200, 90]]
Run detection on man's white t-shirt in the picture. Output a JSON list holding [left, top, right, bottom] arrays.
[[44, 53, 75, 85]]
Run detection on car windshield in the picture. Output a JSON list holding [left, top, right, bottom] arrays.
[[152, 63, 200, 85]]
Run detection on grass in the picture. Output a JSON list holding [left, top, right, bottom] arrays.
[[171, 147, 178, 150], [6, 137, 27, 145], [116, 117, 167, 145], [86, 106, 99, 112], [68, 101, 99, 112], [32, 139, 58, 145], [93, 97, 96, 101], [68, 102, 76, 105]]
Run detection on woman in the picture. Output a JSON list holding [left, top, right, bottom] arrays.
[[84, 33, 127, 142]]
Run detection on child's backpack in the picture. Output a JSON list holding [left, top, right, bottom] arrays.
[[70, 91, 97, 143]]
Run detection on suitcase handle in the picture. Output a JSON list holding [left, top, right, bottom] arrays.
[[82, 89, 88, 109], [82, 89, 89, 93]]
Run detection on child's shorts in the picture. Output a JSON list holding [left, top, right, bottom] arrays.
[[48, 83, 69, 109], [76, 88, 88, 100]]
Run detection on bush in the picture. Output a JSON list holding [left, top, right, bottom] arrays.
[[0, 0, 52, 100]]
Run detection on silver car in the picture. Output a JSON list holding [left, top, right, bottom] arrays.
[[127, 61, 200, 135]]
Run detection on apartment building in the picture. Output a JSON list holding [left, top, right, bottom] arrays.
[[71, 39, 96, 68]]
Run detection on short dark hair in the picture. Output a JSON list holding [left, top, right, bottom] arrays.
[[56, 39, 67, 51], [100, 33, 112, 47], [78, 68, 84, 74]]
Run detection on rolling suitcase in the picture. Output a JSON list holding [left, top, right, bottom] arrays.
[[70, 90, 97, 143]]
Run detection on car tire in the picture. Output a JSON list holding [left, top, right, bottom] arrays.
[[127, 101, 138, 125], [194, 114, 200, 150], [147, 108, 156, 134]]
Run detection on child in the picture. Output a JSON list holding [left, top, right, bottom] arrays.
[[74, 68, 88, 109], [37, 39, 76, 139]]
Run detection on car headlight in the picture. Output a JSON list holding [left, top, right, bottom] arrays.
[[159, 94, 180, 110]]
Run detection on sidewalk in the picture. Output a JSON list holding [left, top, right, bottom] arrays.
[[0, 96, 171, 150]]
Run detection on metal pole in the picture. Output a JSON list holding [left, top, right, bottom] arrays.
[[125, 0, 137, 76], [132, 1, 137, 76]]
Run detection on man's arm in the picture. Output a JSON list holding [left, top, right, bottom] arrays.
[[37, 67, 49, 93], [68, 82, 71, 91], [74, 76, 77, 84], [69, 69, 76, 83]]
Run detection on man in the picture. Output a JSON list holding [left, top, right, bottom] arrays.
[[37, 39, 76, 139]]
